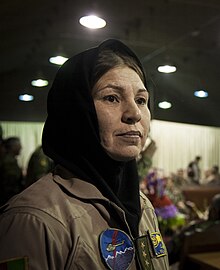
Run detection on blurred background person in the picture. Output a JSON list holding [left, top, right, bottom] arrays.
[[205, 165, 220, 186], [0, 125, 6, 162], [0, 136, 24, 205], [187, 156, 201, 185], [25, 145, 54, 188]]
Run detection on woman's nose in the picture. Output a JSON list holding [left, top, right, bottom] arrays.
[[122, 101, 141, 124]]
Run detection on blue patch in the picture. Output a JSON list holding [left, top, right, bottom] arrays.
[[149, 232, 166, 257], [99, 228, 135, 270]]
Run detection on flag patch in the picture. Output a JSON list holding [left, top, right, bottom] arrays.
[[0, 257, 28, 270]]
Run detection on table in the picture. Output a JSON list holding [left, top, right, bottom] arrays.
[[182, 186, 220, 211], [188, 251, 220, 270]]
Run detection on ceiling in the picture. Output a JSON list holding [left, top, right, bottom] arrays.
[[1, 0, 220, 127]]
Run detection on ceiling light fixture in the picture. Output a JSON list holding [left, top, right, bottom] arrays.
[[31, 79, 49, 87], [49, 56, 68, 65], [79, 15, 106, 29], [194, 90, 208, 98], [157, 65, 177, 73], [158, 101, 172, 109], [19, 94, 34, 102]]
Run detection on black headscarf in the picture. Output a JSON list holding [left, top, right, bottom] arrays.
[[42, 39, 147, 238]]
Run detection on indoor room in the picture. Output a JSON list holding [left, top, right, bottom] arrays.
[[1, 1, 220, 269]]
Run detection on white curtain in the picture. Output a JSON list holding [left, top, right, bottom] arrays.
[[150, 120, 220, 179], [1, 120, 220, 178]]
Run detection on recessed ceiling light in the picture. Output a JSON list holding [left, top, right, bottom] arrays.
[[158, 101, 172, 109], [31, 79, 49, 87], [157, 65, 177, 73], [79, 15, 106, 29], [194, 90, 208, 98], [49, 56, 68, 65], [19, 94, 34, 101]]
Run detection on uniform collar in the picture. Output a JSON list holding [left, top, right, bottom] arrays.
[[53, 165, 107, 200]]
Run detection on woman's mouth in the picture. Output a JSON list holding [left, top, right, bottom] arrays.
[[117, 131, 142, 138]]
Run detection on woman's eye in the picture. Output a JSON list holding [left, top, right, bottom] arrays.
[[103, 95, 119, 103], [136, 97, 147, 105]]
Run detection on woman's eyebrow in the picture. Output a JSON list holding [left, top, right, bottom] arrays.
[[138, 88, 148, 94], [98, 84, 148, 93], [98, 84, 124, 93]]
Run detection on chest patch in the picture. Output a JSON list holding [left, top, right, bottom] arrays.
[[99, 228, 135, 270]]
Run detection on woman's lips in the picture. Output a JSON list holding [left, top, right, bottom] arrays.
[[116, 131, 142, 137]]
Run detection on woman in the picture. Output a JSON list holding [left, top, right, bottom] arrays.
[[0, 39, 169, 269]]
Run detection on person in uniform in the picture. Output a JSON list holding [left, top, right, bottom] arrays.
[[0, 136, 23, 205], [25, 145, 54, 188], [0, 39, 169, 269]]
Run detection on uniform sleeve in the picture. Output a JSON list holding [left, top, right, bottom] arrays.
[[139, 192, 170, 270], [0, 210, 72, 270]]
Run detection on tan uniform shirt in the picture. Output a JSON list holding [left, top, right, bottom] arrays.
[[0, 166, 169, 269]]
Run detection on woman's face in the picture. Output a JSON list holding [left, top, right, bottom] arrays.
[[92, 66, 151, 161]]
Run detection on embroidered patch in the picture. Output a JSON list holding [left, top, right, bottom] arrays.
[[0, 257, 28, 270], [99, 228, 135, 270], [135, 235, 154, 270], [149, 232, 166, 257]]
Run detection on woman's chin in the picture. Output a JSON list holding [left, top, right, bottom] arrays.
[[107, 149, 140, 162]]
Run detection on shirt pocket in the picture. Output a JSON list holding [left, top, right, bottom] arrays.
[[67, 236, 107, 270]]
